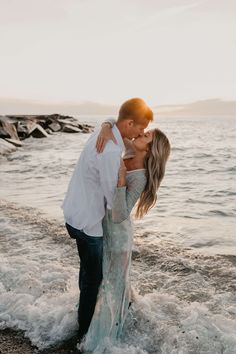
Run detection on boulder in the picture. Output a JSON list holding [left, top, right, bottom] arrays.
[[5, 138, 24, 147], [1, 121, 19, 140], [28, 123, 49, 138], [0, 114, 93, 143], [16, 121, 30, 139], [82, 127, 90, 133], [0, 127, 10, 139], [36, 119, 48, 129], [0, 138, 17, 155], [5, 115, 27, 122], [0, 115, 18, 124], [47, 113, 72, 121], [62, 124, 82, 133], [48, 122, 61, 132], [57, 118, 80, 127]]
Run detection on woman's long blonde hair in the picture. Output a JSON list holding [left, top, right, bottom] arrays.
[[135, 128, 171, 218]]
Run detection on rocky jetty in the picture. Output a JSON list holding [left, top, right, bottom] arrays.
[[0, 114, 94, 156]]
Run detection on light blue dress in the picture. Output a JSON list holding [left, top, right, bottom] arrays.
[[80, 169, 147, 353]]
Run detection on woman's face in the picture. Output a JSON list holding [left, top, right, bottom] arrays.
[[133, 129, 154, 151]]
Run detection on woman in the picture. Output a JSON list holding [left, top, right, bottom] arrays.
[[79, 123, 171, 352]]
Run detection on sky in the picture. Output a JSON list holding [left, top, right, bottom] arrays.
[[0, 0, 236, 106]]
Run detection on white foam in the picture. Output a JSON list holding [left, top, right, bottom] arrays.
[[0, 214, 79, 348], [121, 292, 236, 353], [1, 202, 236, 352]]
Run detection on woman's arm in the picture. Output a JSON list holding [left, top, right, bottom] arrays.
[[96, 118, 117, 153], [117, 159, 127, 187], [96, 119, 136, 159], [112, 162, 146, 223]]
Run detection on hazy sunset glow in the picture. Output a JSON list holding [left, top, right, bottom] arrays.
[[0, 0, 236, 106]]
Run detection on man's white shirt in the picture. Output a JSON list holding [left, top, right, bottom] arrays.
[[62, 124, 125, 237]]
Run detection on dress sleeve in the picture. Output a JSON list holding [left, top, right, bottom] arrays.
[[111, 175, 146, 223]]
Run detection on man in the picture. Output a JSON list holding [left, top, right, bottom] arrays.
[[62, 98, 153, 343]]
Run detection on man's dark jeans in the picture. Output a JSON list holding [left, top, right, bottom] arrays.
[[65, 223, 103, 339]]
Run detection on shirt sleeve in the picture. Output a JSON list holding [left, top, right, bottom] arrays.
[[111, 176, 146, 223], [97, 149, 121, 209], [103, 118, 116, 127]]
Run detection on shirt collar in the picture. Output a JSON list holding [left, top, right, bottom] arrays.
[[112, 124, 125, 151]]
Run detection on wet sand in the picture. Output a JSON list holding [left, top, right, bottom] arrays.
[[0, 329, 81, 354]]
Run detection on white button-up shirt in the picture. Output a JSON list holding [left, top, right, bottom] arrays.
[[62, 124, 124, 237]]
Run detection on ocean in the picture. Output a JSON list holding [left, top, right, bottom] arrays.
[[0, 115, 236, 353]]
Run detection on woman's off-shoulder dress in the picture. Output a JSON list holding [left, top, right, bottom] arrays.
[[80, 169, 146, 352]]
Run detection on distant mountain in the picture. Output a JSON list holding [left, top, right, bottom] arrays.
[[0, 97, 235, 117], [156, 99, 236, 117], [0, 98, 118, 116]]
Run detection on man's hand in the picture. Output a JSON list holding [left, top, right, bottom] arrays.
[[96, 123, 117, 153]]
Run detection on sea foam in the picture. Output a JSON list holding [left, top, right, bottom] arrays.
[[1, 200, 236, 353]]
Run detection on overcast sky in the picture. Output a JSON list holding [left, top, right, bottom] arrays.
[[0, 0, 235, 106]]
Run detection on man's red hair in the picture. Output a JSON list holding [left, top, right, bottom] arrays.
[[118, 98, 153, 124]]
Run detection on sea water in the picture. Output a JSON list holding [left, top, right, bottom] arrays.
[[0, 115, 236, 353]]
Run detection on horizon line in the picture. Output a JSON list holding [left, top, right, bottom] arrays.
[[0, 96, 236, 108]]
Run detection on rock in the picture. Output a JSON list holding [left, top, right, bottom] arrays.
[[36, 119, 48, 130], [5, 138, 24, 147], [16, 121, 29, 139], [1, 121, 19, 140], [0, 114, 93, 142], [48, 122, 61, 132], [0, 138, 17, 155], [82, 127, 90, 133], [57, 118, 80, 127], [17, 120, 38, 139], [46, 113, 73, 122], [0, 115, 18, 124], [28, 123, 49, 138], [57, 119, 92, 133], [0, 127, 10, 139], [45, 128, 54, 134], [4, 115, 26, 123], [62, 124, 82, 133]]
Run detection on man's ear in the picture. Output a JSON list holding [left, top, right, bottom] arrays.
[[127, 119, 134, 127]]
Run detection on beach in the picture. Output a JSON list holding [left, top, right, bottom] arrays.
[[0, 328, 82, 354], [1, 115, 236, 353]]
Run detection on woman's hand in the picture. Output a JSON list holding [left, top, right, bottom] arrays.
[[117, 159, 127, 187], [96, 123, 117, 153]]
